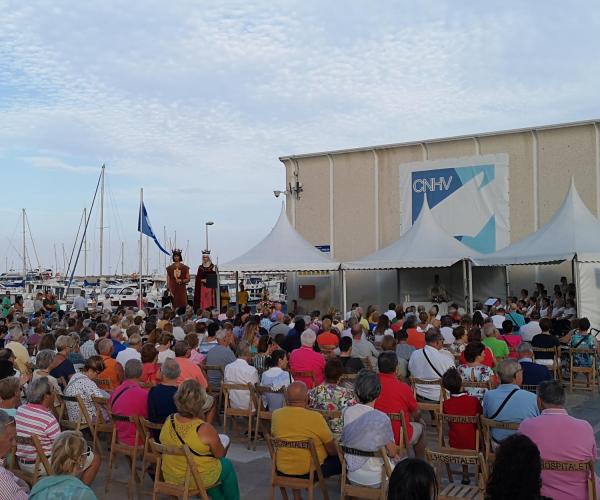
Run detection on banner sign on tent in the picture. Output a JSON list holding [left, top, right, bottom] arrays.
[[400, 154, 510, 254]]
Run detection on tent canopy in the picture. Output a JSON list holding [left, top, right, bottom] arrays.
[[474, 180, 600, 266], [220, 204, 340, 272], [342, 199, 482, 270]]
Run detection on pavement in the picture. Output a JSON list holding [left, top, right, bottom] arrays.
[[90, 387, 600, 499]]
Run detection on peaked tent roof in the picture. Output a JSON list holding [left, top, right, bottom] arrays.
[[474, 180, 600, 266], [220, 204, 340, 272], [342, 199, 482, 270]]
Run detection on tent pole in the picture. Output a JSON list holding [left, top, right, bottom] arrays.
[[468, 260, 474, 314], [235, 271, 239, 312], [504, 266, 511, 302], [396, 268, 401, 305], [573, 257, 582, 316], [462, 259, 468, 312], [341, 269, 347, 317]]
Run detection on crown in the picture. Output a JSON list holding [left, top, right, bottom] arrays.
[[172, 248, 183, 255], [202, 249, 211, 255]]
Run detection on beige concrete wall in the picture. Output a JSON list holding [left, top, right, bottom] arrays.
[[377, 146, 423, 245], [331, 151, 377, 261], [538, 124, 597, 224], [425, 139, 477, 160]]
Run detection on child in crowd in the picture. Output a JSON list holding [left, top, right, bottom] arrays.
[[442, 368, 482, 484]]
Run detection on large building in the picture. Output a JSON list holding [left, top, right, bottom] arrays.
[[279, 119, 600, 311]]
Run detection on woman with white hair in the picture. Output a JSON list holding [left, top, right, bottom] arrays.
[[32, 350, 62, 397], [288, 329, 325, 389]]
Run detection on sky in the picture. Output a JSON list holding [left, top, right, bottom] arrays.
[[1, 0, 600, 276]]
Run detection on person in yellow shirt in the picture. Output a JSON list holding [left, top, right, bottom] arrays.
[[271, 381, 341, 489], [237, 282, 249, 311]]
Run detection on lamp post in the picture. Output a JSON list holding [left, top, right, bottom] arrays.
[[205, 221, 214, 251]]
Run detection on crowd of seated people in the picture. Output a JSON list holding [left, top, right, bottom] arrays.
[[0, 278, 595, 499]]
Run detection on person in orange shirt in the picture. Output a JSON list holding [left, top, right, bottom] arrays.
[[402, 316, 426, 349], [97, 338, 124, 391], [172, 341, 217, 423], [317, 318, 340, 348]]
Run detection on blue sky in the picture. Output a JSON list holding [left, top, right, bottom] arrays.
[[1, 1, 600, 274]]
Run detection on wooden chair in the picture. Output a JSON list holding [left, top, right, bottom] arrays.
[[336, 443, 392, 500], [409, 377, 445, 414], [425, 448, 486, 499], [462, 380, 492, 392], [479, 417, 519, 468], [437, 413, 482, 483], [521, 384, 539, 393], [541, 459, 596, 500], [568, 348, 598, 391], [360, 357, 374, 371], [221, 382, 256, 450], [137, 417, 164, 495], [150, 440, 220, 500], [56, 393, 94, 433], [95, 378, 113, 393], [266, 436, 330, 500], [311, 408, 343, 437], [252, 384, 285, 450], [91, 395, 113, 456], [532, 347, 561, 381], [290, 370, 316, 388], [105, 411, 143, 499], [339, 373, 358, 389], [13, 435, 52, 486], [387, 412, 410, 456], [201, 364, 225, 414]]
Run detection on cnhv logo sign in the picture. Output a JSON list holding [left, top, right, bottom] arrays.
[[412, 176, 453, 193]]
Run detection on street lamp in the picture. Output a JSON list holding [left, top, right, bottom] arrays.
[[205, 221, 214, 251]]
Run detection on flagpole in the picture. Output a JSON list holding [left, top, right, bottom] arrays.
[[139, 188, 143, 309]]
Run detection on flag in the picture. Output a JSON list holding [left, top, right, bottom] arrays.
[[138, 202, 169, 255]]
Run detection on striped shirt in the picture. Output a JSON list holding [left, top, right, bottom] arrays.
[[0, 465, 29, 499], [15, 403, 60, 460]]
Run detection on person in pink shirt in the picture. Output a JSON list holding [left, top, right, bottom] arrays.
[[110, 359, 149, 447], [519, 380, 598, 500], [289, 330, 325, 389], [499, 320, 522, 358]]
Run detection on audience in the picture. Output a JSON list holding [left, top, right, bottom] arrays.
[[341, 370, 398, 487], [350, 323, 379, 370], [96, 339, 123, 391], [308, 358, 355, 436], [32, 349, 63, 396], [147, 359, 186, 433], [223, 341, 259, 410], [457, 342, 496, 399], [408, 329, 454, 402], [271, 381, 341, 489], [481, 324, 509, 361], [0, 409, 29, 498], [115, 332, 142, 367], [259, 350, 292, 411], [173, 341, 208, 388], [516, 343, 552, 386], [289, 329, 325, 388], [519, 380, 598, 499], [64, 356, 108, 423], [338, 336, 365, 374], [159, 379, 239, 499], [140, 343, 161, 385], [387, 458, 438, 500], [49, 335, 76, 386], [205, 329, 237, 386], [531, 318, 560, 366], [485, 434, 549, 500], [521, 311, 542, 342], [483, 359, 539, 442], [0, 377, 21, 416]]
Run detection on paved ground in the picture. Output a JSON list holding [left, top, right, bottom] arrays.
[[90, 387, 600, 499]]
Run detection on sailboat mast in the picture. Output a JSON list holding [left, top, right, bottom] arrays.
[[22, 208, 26, 280], [145, 237, 149, 276], [99, 164, 105, 277], [83, 208, 87, 277]]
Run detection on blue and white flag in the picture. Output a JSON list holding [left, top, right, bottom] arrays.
[[138, 202, 169, 255]]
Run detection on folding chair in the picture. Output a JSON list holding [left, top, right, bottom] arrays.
[[290, 370, 316, 389], [201, 364, 225, 416], [409, 377, 445, 414], [521, 384, 539, 393], [360, 358, 374, 371], [56, 393, 94, 433], [425, 448, 486, 499], [105, 411, 143, 499], [311, 408, 342, 437], [91, 395, 113, 456], [150, 440, 221, 500], [266, 436, 330, 500], [532, 347, 561, 381], [137, 417, 164, 495], [96, 377, 113, 393], [479, 417, 519, 469], [252, 384, 285, 449], [221, 382, 256, 450], [568, 348, 598, 391], [541, 459, 596, 500], [12, 435, 52, 486], [336, 443, 392, 500], [387, 412, 410, 457], [437, 413, 482, 484]]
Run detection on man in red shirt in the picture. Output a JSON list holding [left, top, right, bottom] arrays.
[[374, 352, 425, 459], [289, 330, 325, 389], [316, 318, 340, 348]]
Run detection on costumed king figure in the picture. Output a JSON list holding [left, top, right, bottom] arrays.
[[194, 250, 217, 312], [166, 249, 190, 310]]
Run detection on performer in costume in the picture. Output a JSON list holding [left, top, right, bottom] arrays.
[[166, 249, 190, 310], [194, 250, 217, 312]]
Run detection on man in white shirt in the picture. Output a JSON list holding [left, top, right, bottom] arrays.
[[490, 308, 506, 330], [115, 333, 142, 367], [439, 316, 455, 345], [384, 303, 396, 322], [408, 329, 454, 401], [223, 340, 259, 409], [171, 316, 186, 341], [72, 291, 87, 312], [520, 311, 542, 342]]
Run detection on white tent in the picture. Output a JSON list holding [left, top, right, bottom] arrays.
[[343, 199, 482, 270], [342, 199, 487, 313], [220, 204, 340, 272], [474, 180, 600, 327]]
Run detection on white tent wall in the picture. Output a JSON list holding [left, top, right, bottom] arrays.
[[576, 261, 600, 329], [343, 270, 397, 311], [504, 262, 572, 296], [471, 266, 509, 304], [286, 272, 340, 315]]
